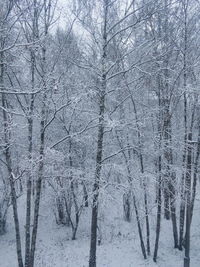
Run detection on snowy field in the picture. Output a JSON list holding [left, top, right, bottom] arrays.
[[1, 194, 200, 267]]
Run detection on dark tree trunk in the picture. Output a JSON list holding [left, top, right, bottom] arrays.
[[168, 124, 178, 248], [56, 197, 65, 224], [29, 119, 45, 267], [25, 7, 36, 262], [133, 195, 147, 259], [169, 171, 178, 248], [179, 94, 187, 251], [131, 94, 151, 255], [83, 182, 89, 207], [184, 132, 192, 267], [10, 173, 24, 267], [179, 199, 186, 250], [144, 184, 150, 256], [0, 217, 6, 235], [123, 191, 131, 222], [153, 155, 162, 263], [162, 103, 171, 221], [190, 122, 200, 222], [163, 188, 170, 220], [25, 118, 33, 267], [89, 1, 108, 266], [89, 88, 105, 267], [1, 51, 24, 267]]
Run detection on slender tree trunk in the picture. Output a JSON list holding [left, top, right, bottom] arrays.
[[83, 181, 89, 207], [0, 197, 9, 235], [0, 214, 7, 235], [30, 13, 48, 265], [25, 116, 33, 267], [89, 2, 108, 266], [153, 155, 162, 263], [168, 121, 178, 248], [69, 139, 80, 240], [133, 194, 147, 259], [190, 122, 200, 221], [89, 79, 106, 267], [1, 49, 24, 267], [179, 91, 188, 251], [25, 54, 35, 267], [24, 0, 38, 263], [169, 171, 178, 248], [29, 1, 53, 263], [179, 0, 188, 251], [123, 191, 131, 222], [162, 102, 170, 223], [116, 131, 147, 259], [132, 96, 150, 255], [179, 171, 186, 250], [2, 102, 23, 266], [184, 132, 192, 267], [29, 104, 45, 267], [143, 181, 150, 255], [9, 171, 24, 267]]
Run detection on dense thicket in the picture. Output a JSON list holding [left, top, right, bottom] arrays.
[[0, 1, 199, 267]]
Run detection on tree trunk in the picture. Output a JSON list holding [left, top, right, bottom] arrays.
[[190, 122, 200, 222], [153, 155, 162, 263], [1, 50, 24, 267], [29, 40, 47, 266], [169, 171, 178, 248], [184, 132, 192, 267], [83, 182, 89, 208], [25, 61, 35, 267], [25, 117, 33, 267], [123, 191, 131, 222], [89, 2, 108, 266], [89, 85, 106, 267], [133, 194, 147, 259], [131, 93, 151, 255]]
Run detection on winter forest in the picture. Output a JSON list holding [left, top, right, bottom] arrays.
[[0, 0, 200, 266]]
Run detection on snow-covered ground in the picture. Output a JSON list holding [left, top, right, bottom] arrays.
[[1, 193, 200, 267]]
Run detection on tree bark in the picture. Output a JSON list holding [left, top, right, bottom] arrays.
[[89, 2, 108, 266], [184, 132, 192, 267], [89, 76, 106, 267], [153, 155, 162, 262], [1, 48, 24, 267]]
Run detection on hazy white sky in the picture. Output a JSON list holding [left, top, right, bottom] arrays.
[[54, 0, 91, 43], [54, 0, 75, 30]]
